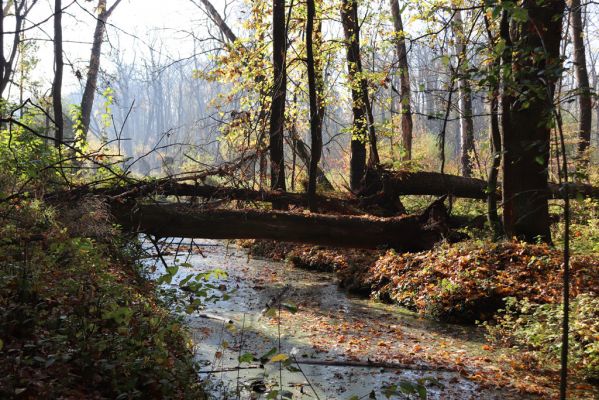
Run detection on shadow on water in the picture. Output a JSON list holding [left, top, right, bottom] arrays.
[[155, 240, 536, 400]]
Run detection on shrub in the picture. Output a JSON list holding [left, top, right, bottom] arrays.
[[484, 295, 599, 382]]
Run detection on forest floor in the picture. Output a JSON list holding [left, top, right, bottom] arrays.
[[238, 238, 599, 398]]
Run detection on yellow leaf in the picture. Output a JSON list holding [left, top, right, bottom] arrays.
[[270, 353, 289, 362]]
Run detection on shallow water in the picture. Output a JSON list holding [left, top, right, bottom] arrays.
[[157, 240, 534, 399]]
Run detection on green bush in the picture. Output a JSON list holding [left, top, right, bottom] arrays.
[[0, 201, 205, 399], [484, 295, 599, 382]]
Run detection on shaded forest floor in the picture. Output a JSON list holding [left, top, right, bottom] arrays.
[[0, 200, 205, 399], [242, 238, 599, 398]]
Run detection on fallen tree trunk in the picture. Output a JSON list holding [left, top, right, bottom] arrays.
[[114, 182, 361, 214], [113, 197, 451, 251], [360, 169, 599, 200], [45, 170, 598, 217]]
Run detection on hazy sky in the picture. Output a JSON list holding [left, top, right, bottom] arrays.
[[18, 0, 229, 95]]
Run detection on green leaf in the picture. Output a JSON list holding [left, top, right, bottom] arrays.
[[259, 348, 277, 363], [511, 8, 528, 22], [282, 302, 298, 314], [238, 352, 255, 364], [417, 385, 428, 399], [399, 381, 416, 394], [534, 155, 545, 165], [265, 308, 277, 318], [382, 384, 398, 398]]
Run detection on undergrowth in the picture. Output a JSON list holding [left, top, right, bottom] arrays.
[[484, 295, 599, 382], [0, 200, 205, 399]]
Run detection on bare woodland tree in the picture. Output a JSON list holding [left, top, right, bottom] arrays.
[[52, 0, 64, 147], [390, 0, 413, 161], [79, 0, 123, 141], [1, 1, 39, 100], [306, 0, 322, 210], [269, 0, 287, 203], [569, 0, 592, 169], [341, 0, 378, 190], [451, 9, 475, 177]]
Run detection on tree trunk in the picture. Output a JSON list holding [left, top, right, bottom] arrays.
[[451, 9, 475, 177], [269, 0, 287, 207], [569, 0, 592, 168], [196, 0, 333, 191], [341, 0, 368, 190], [80, 0, 122, 141], [306, 0, 322, 211], [390, 0, 413, 161], [197, 0, 237, 44], [502, 0, 565, 243], [484, 13, 504, 239], [52, 0, 64, 147], [0, 1, 28, 100], [112, 199, 451, 252], [359, 169, 598, 200]]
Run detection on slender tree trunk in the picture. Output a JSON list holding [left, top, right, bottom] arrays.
[[198, 0, 334, 190], [0, 1, 28, 100], [502, 0, 565, 243], [52, 0, 64, 147], [341, 0, 367, 190], [306, 0, 322, 211], [269, 0, 287, 206], [569, 0, 592, 169], [451, 9, 475, 177], [484, 13, 504, 239], [1, 4, 6, 101], [80, 0, 122, 141], [197, 0, 237, 43], [390, 0, 413, 161]]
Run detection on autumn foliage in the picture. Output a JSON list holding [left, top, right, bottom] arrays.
[[368, 241, 598, 322]]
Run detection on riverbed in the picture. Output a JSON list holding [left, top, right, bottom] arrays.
[[157, 240, 540, 399]]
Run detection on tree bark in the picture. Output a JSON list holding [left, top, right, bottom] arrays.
[[112, 198, 451, 251], [451, 9, 475, 177], [52, 0, 64, 147], [502, 0, 565, 243], [0, 0, 33, 100], [306, 0, 322, 211], [359, 169, 598, 200], [390, 0, 413, 161], [569, 0, 592, 167], [341, 0, 368, 190], [484, 13, 504, 239], [269, 0, 287, 207], [196, 0, 237, 44], [109, 182, 359, 213], [80, 0, 122, 141], [195, 0, 333, 191]]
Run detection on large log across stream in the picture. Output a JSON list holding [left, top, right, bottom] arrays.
[[113, 197, 453, 251]]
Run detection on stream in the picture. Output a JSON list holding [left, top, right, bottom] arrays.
[[156, 240, 534, 399]]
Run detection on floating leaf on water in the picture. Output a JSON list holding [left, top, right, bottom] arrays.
[[270, 353, 289, 362]]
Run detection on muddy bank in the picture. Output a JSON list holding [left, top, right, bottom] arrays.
[[243, 240, 599, 323]]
